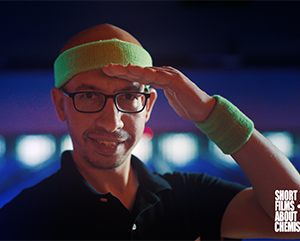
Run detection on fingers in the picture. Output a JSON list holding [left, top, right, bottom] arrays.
[[102, 64, 177, 89], [102, 64, 136, 81], [102, 64, 151, 83]]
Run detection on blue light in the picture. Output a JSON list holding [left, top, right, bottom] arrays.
[[263, 132, 294, 158], [132, 134, 153, 164], [0, 135, 6, 159], [60, 134, 73, 153], [159, 133, 198, 167], [208, 140, 237, 166], [16, 135, 56, 167]]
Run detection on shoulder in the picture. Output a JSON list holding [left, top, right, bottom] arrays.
[[0, 170, 66, 239], [159, 171, 244, 191], [0, 170, 62, 212], [155, 171, 246, 205], [147, 171, 246, 240]]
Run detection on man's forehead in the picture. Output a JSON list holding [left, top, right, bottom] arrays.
[[73, 82, 143, 92], [65, 71, 143, 93]]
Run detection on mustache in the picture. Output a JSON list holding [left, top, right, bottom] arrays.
[[83, 127, 129, 140]]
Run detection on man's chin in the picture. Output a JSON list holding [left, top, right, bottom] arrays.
[[83, 152, 129, 170]]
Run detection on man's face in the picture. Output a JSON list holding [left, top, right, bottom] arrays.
[[57, 69, 156, 170]]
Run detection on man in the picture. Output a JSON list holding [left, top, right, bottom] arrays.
[[0, 24, 299, 240]]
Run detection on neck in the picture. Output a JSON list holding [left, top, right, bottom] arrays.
[[72, 152, 139, 211]]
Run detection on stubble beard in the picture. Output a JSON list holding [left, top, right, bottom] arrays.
[[80, 127, 133, 170], [67, 120, 140, 171], [82, 150, 131, 170]]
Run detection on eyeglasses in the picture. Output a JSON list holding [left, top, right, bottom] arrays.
[[62, 89, 151, 113]]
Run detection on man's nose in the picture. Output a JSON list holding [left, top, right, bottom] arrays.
[[95, 98, 124, 132]]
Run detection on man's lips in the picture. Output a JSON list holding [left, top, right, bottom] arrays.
[[83, 129, 129, 154], [96, 140, 118, 147], [87, 137, 124, 156], [88, 134, 126, 142], [88, 135, 126, 148], [90, 138, 122, 147]]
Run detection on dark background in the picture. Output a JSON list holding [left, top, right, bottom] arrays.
[[1, 1, 300, 135], [0, 3, 300, 234], [1, 1, 300, 69]]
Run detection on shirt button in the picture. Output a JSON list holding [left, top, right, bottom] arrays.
[[100, 198, 108, 202], [132, 223, 137, 231]]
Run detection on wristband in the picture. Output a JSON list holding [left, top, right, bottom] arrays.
[[195, 95, 254, 155]]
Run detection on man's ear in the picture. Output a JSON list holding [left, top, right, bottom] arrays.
[[51, 88, 66, 121], [144, 88, 157, 122]]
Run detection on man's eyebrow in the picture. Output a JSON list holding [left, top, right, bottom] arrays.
[[75, 84, 99, 91], [119, 84, 143, 92], [74, 83, 143, 92]]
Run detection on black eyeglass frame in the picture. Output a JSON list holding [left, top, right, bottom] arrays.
[[61, 88, 151, 114]]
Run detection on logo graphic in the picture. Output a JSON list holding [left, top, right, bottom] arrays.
[[274, 190, 300, 232]]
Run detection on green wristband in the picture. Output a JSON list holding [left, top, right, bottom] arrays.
[[195, 95, 254, 155]]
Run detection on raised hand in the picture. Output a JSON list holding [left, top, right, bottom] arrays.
[[102, 63, 216, 122]]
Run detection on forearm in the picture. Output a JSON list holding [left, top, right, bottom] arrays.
[[231, 129, 300, 219], [196, 94, 300, 220]]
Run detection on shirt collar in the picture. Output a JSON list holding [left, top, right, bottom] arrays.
[[130, 155, 172, 193], [59, 151, 171, 198]]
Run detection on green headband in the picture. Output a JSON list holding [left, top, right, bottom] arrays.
[[54, 39, 153, 88]]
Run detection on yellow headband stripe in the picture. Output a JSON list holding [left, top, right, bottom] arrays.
[[54, 39, 153, 88]]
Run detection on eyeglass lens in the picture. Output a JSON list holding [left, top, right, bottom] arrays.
[[74, 92, 146, 113]]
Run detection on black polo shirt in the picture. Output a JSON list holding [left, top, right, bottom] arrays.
[[0, 151, 245, 240]]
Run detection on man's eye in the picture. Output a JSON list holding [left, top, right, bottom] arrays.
[[124, 93, 134, 100], [76, 93, 96, 100], [85, 93, 94, 99]]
